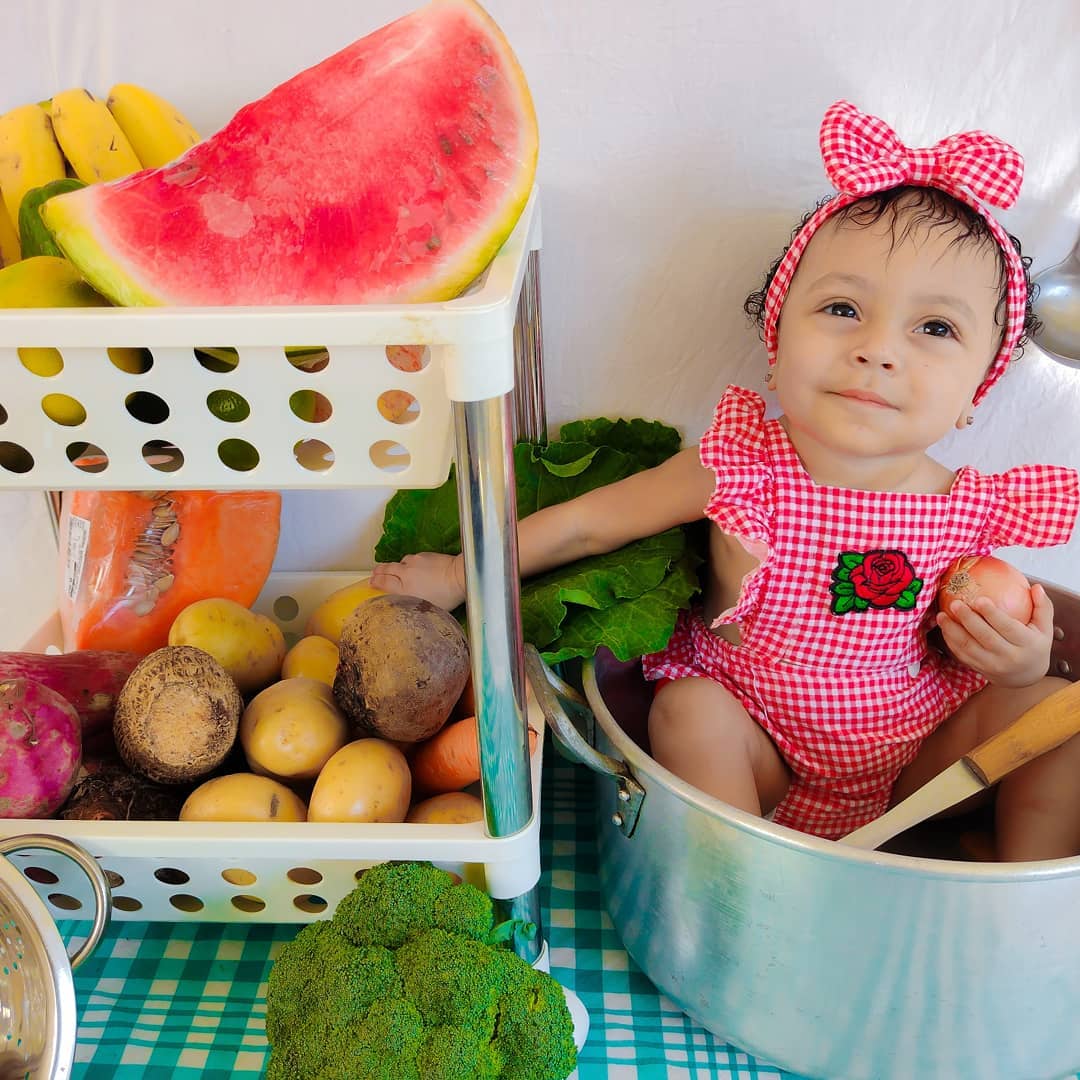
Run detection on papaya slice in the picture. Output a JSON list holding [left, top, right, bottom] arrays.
[[58, 490, 281, 654]]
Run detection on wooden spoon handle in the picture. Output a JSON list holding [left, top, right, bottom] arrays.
[[965, 679, 1080, 786]]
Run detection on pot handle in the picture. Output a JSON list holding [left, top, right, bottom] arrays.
[[0, 833, 111, 971], [525, 644, 646, 837]]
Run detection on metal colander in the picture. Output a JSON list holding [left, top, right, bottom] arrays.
[[0, 835, 110, 1080]]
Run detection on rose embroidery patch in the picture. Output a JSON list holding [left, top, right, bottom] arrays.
[[830, 550, 922, 614]]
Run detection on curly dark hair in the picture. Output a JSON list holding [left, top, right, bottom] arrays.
[[742, 185, 1041, 358]]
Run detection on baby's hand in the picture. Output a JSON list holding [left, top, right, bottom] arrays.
[[936, 583, 1053, 688], [369, 552, 466, 612]]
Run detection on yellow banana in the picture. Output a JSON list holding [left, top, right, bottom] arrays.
[[0, 196, 20, 265], [49, 88, 142, 183], [106, 83, 200, 169], [0, 256, 106, 423], [0, 103, 66, 227], [0, 253, 105, 308], [0, 255, 149, 421]]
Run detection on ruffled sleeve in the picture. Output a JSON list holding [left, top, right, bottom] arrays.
[[981, 464, 1080, 549], [699, 385, 775, 624]]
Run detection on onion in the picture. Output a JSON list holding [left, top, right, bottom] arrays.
[[937, 555, 1033, 623]]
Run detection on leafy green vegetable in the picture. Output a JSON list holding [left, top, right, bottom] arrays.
[[375, 418, 703, 662]]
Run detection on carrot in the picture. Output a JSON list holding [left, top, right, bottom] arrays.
[[410, 715, 539, 795]]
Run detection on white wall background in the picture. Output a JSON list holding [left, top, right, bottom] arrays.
[[3, 0, 1079, 648]]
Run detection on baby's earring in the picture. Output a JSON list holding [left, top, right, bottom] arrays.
[[964, 415, 974, 426]]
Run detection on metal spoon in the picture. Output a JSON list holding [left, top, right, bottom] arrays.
[[1032, 234, 1080, 367]]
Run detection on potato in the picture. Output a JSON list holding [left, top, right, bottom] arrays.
[[305, 577, 385, 644], [307, 738, 411, 823], [406, 791, 484, 824], [333, 594, 470, 743], [179, 773, 308, 822], [168, 597, 286, 695], [240, 677, 349, 783], [281, 634, 339, 685]]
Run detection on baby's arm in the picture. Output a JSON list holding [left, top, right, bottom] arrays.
[[370, 445, 714, 609]]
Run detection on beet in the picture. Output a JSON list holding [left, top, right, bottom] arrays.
[[0, 677, 82, 818], [114, 646, 242, 784], [59, 763, 187, 821], [0, 650, 141, 738]]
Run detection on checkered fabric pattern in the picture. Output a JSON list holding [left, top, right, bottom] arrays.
[[762, 100, 1029, 407], [60, 746, 799, 1079], [642, 386, 1080, 838]]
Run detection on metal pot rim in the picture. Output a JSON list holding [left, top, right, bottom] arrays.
[[583, 655, 1080, 883]]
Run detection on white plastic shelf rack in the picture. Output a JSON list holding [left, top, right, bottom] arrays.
[[8, 572, 544, 924], [0, 188, 548, 959], [0, 188, 540, 491]]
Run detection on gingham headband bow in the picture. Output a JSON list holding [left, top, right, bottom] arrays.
[[821, 99, 1024, 209], [762, 101, 1028, 406]]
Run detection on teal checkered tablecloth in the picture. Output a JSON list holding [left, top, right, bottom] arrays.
[[57, 745, 799, 1079]]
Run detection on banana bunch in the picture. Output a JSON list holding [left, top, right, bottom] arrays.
[[0, 83, 199, 267]]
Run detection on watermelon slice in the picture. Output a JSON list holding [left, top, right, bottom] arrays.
[[42, 0, 537, 306]]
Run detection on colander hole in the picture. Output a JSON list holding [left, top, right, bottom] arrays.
[[293, 894, 328, 914], [113, 896, 142, 912], [170, 895, 204, 913], [105, 870, 124, 888], [286, 867, 323, 885]]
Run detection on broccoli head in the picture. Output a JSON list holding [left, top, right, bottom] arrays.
[[432, 879, 495, 940], [265, 862, 578, 1079], [396, 927, 505, 1027], [315, 999, 425, 1080], [265, 920, 400, 1047], [417, 1024, 505, 1079], [332, 861, 456, 948], [492, 955, 579, 1080]]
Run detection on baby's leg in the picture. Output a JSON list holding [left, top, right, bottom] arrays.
[[648, 676, 790, 816], [894, 676, 1080, 861]]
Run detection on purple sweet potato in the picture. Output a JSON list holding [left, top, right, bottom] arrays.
[[0, 678, 82, 818], [0, 650, 140, 737]]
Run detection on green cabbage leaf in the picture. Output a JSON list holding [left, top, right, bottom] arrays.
[[375, 419, 703, 663]]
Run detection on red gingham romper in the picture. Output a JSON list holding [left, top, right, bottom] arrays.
[[642, 386, 1080, 839]]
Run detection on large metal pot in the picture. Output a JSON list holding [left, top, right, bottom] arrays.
[[527, 581, 1080, 1080]]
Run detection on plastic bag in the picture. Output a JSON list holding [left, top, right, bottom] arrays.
[[58, 489, 281, 653]]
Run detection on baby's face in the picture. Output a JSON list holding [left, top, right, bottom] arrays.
[[772, 205, 1002, 465]]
